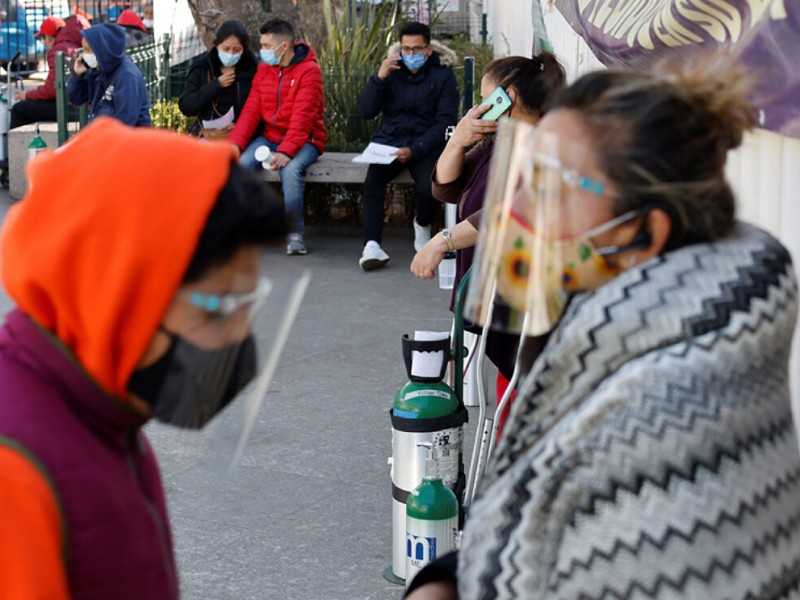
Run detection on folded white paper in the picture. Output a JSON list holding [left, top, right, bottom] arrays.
[[411, 330, 449, 379], [201, 106, 234, 130], [351, 142, 399, 164]]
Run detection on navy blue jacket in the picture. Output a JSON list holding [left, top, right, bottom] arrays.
[[358, 50, 458, 159], [67, 23, 151, 127]]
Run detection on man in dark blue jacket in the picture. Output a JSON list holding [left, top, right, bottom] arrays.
[[357, 22, 459, 271], [67, 23, 151, 127]]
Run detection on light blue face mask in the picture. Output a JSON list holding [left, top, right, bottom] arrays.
[[260, 43, 284, 66], [218, 50, 241, 68], [402, 53, 427, 71]]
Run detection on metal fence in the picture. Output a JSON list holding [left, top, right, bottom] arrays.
[[399, 0, 487, 42], [0, 0, 153, 74]]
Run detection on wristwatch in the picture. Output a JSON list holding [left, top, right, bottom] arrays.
[[442, 229, 455, 252]]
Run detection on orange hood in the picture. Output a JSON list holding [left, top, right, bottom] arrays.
[[0, 117, 238, 398]]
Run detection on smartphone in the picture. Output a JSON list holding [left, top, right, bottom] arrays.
[[479, 86, 513, 121]]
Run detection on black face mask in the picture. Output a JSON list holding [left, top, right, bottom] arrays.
[[128, 330, 257, 429]]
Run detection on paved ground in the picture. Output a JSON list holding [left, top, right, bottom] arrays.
[[0, 189, 470, 599]]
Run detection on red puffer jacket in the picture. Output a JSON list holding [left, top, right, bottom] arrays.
[[229, 42, 326, 157], [27, 15, 88, 102]]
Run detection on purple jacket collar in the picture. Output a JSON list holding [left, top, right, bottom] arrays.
[[1, 309, 149, 444]]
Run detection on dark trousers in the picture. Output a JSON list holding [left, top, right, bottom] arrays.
[[362, 152, 439, 244], [10, 99, 58, 130]]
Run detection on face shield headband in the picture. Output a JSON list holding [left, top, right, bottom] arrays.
[[465, 120, 643, 337]]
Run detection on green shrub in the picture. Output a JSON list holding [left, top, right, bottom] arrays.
[[150, 98, 194, 133], [307, 0, 402, 152]]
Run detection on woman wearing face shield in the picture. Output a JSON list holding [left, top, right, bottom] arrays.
[[410, 54, 566, 285], [0, 117, 286, 598], [179, 20, 258, 140], [406, 57, 800, 599], [410, 53, 566, 430]]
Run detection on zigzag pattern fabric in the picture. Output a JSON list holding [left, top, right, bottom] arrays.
[[459, 223, 800, 599]]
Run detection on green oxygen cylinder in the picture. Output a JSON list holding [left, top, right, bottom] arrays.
[[390, 333, 466, 582], [405, 442, 458, 588], [28, 123, 47, 161]]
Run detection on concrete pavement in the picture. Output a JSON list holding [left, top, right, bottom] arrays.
[[0, 184, 467, 599]]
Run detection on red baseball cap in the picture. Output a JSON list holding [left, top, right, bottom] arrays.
[[35, 16, 66, 38], [116, 9, 146, 32]]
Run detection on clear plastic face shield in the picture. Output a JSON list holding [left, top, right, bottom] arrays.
[[136, 253, 310, 471], [465, 119, 630, 337]]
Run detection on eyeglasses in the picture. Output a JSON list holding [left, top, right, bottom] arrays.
[[400, 45, 428, 54], [189, 277, 273, 317], [534, 154, 606, 197], [560, 168, 605, 196]]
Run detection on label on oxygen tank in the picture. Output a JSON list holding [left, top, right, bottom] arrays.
[[405, 515, 457, 586], [431, 427, 462, 489], [402, 389, 453, 401]]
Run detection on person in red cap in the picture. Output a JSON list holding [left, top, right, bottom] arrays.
[[9, 15, 87, 128], [0, 117, 288, 598], [0, 14, 88, 189], [116, 7, 153, 48]]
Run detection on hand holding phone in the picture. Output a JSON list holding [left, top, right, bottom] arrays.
[[479, 86, 513, 121], [449, 104, 498, 149], [378, 53, 402, 80], [73, 57, 88, 76]]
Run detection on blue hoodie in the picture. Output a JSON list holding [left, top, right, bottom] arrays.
[[67, 23, 151, 127]]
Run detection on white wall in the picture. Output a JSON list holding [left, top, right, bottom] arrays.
[[154, 0, 205, 64], [486, 0, 534, 57], [491, 0, 800, 414]]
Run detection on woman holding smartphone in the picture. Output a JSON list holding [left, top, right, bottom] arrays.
[[411, 54, 565, 285], [410, 53, 565, 407]]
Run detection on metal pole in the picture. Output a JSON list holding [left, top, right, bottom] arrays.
[[161, 33, 171, 102], [481, 12, 488, 45], [462, 55, 474, 114], [451, 269, 471, 406], [54, 52, 68, 146]]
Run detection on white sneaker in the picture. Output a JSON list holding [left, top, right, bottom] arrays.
[[413, 218, 431, 252], [359, 243, 390, 271], [286, 233, 307, 255]]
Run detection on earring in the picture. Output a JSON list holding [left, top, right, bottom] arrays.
[[623, 255, 638, 269]]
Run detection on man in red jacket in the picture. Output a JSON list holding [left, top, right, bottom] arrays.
[[229, 18, 326, 256], [10, 15, 87, 129]]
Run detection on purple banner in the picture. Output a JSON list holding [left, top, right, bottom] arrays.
[[554, 0, 800, 138]]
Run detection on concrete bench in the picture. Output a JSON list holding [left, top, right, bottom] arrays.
[[8, 131, 412, 201], [9, 123, 60, 200], [261, 152, 413, 185]]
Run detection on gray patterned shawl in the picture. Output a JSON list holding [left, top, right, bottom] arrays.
[[459, 223, 800, 599]]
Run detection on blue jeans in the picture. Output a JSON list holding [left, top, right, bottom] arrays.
[[240, 136, 320, 232]]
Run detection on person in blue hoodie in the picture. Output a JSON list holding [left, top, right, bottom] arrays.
[[67, 23, 151, 127]]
